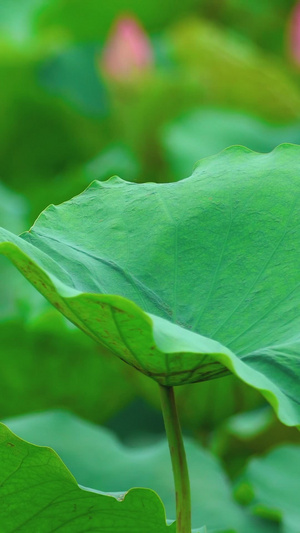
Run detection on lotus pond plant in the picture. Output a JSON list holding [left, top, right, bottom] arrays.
[[1, 144, 300, 532]]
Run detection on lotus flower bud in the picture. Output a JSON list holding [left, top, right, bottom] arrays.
[[101, 16, 153, 81], [288, 1, 300, 65]]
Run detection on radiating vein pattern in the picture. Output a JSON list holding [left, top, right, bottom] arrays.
[[1, 144, 300, 424]]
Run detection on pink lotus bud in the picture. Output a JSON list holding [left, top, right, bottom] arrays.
[[289, 2, 300, 65], [101, 16, 153, 81]]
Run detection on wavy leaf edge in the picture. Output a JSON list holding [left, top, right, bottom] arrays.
[[1, 144, 300, 427]]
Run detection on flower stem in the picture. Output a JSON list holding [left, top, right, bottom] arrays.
[[159, 384, 192, 533]]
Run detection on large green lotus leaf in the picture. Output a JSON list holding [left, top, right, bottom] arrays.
[[0, 421, 174, 533], [4, 410, 278, 533], [235, 445, 300, 533], [1, 145, 300, 426]]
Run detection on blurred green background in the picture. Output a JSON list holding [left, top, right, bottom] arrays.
[[1, 1, 300, 531]]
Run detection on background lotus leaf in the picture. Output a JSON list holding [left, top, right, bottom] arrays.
[[0, 421, 174, 532], [161, 109, 300, 181], [4, 410, 279, 532], [235, 445, 300, 533]]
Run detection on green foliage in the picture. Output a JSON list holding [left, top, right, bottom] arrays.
[[1, 145, 300, 427], [0, 182, 42, 321], [38, 44, 109, 117], [0, 182, 135, 422], [169, 19, 300, 122], [214, 0, 295, 54], [0, 182, 261, 432], [235, 445, 300, 533], [0, 0, 198, 46], [1, 3, 300, 530], [3, 10, 300, 202], [0, 318, 135, 422], [162, 109, 300, 180], [134, 372, 264, 432]]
